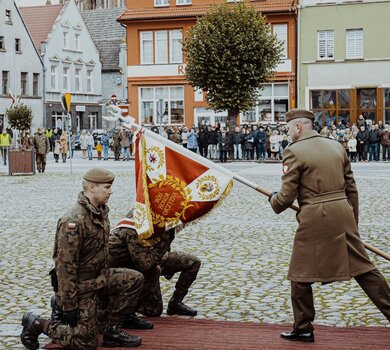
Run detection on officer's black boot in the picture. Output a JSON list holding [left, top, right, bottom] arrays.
[[21, 311, 49, 350], [50, 295, 62, 322], [167, 297, 197, 316], [122, 314, 154, 329], [102, 326, 142, 348]]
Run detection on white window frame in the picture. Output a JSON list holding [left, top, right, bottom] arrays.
[[170, 29, 183, 63], [63, 31, 68, 48], [21, 72, 28, 95], [63, 66, 69, 91], [89, 113, 97, 129], [33, 73, 39, 96], [86, 70, 93, 93], [317, 30, 334, 60], [155, 31, 168, 64], [346, 29, 363, 59], [75, 33, 80, 50], [140, 31, 154, 64], [155, 0, 169, 7], [176, 0, 192, 5], [273, 24, 288, 59], [50, 65, 58, 91], [75, 68, 81, 92]]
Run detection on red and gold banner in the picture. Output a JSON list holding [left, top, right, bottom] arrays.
[[134, 128, 233, 245]]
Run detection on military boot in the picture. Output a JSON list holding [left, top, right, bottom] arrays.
[[50, 295, 62, 322], [20, 311, 44, 350], [102, 326, 142, 348], [167, 298, 197, 316], [122, 314, 154, 329]]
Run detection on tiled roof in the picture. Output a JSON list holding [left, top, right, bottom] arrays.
[[82, 8, 126, 71], [19, 5, 63, 53], [118, 2, 296, 22]]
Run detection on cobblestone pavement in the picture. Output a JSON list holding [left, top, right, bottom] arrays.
[[0, 153, 389, 349]]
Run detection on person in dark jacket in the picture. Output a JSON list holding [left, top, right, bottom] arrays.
[[368, 124, 381, 161], [356, 125, 369, 162], [207, 126, 218, 159], [242, 129, 254, 160], [218, 129, 230, 163], [230, 126, 243, 160], [197, 128, 209, 158], [256, 126, 267, 160]]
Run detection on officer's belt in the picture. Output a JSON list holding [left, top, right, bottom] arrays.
[[300, 190, 347, 205]]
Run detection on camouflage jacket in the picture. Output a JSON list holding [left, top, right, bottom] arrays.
[[53, 192, 110, 311], [33, 133, 49, 154], [108, 227, 171, 273]]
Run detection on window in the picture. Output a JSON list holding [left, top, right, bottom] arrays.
[[2, 71, 9, 95], [139, 86, 184, 125], [0, 36, 4, 50], [63, 32, 68, 48], [75, 68, 81, 92], [155, 0, 169, 6], [346, 29, 363, 59], [75, 33, 80, 50], [273, 24, 288, 59], [140, 32, 153, 64], [51, 65, 57, 90], [15, 38, 21, 52], [89, 113, 97, 129], [241, 84, 289, 124], [310, 89, 351, 126], [63, 67, 69, 91], [33, 73, 39, 96], [318, 30, 334, 60], [170, 30, 183, 63], [87, 70, 93, 92], [155, 31, 168, 64], [384, 89, 390, 125], [21, 72, 28, 95], [177, 0, 192, 4], [358, 88, 376, 122], [140, 30, 183, 64], [5, 9, 11, 23]]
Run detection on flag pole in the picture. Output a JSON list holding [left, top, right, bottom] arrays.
[[121, 116, 390, 262], [233, 173, 390, 262]]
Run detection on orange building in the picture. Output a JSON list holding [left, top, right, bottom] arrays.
[[118, 0, 297, 128]]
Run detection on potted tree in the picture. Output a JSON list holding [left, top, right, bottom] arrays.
[[5, 103, 35, 175]]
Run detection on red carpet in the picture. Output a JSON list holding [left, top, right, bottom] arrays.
[[44, 317, 390, 349]]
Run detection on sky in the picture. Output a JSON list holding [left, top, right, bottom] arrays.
[[16, 0, 61, 6]]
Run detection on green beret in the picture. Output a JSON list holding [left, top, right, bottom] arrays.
[[83, 168, 115, 184], [285, 108, 314, 123]]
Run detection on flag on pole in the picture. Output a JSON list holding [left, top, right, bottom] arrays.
[[133, 128, 233, 246], [8, 89, 15, 105]]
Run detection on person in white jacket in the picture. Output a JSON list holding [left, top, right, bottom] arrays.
[[347, 134, 357, 162]]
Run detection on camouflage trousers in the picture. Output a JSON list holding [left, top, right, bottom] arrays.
[[137, 251, 201, 317], [36, 153, 47, 172], [48, 268, 143, 350]]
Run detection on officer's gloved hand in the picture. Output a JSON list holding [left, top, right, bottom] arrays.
[[268, 192, 278, 202], [62, 308, 80, 327], [97, 287, 108, 310], [167, 228, 175, 243]]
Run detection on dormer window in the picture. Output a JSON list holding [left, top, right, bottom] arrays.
[[155, 0, 169, 7]]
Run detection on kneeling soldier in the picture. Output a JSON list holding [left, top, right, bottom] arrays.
[[21, 168, 144, 349]]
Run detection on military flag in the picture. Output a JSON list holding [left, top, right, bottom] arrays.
[[133, 128, 233, 245]]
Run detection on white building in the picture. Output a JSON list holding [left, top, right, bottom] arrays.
[[0, 0, 44, 131], [20, 0, 103, 131]]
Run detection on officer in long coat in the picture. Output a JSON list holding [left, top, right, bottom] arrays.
[[21, 168, 144, 349], [33, 128, 50, 173], [109, 214, 201, 318], [269, 109, 390, 343]]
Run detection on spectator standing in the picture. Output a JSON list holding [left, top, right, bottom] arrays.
[[207, 126, 218, 159], [121, 129, 131, 161], [197, 128, 209, 158], [86, 131, 94, 160], [45, 127, 54, 152], [242, 129, 254, 160], [79, 130, 88, 159], [256, 126, 267, 161], [218, 129, 230, 163], [0, 128, 12, 165], [380, 124, 390, 161], [251, 126, 259, 160], [59, 131, 68, 163], [181, 127, 189, 148], [101, 130, 110, 161], [113, 129, 122, 161], [95, 141, 103, 160], [20, 131, 34, 151], [368, 124, 381, 161], [348, 133, 358, 162], [356, 126, 369, 162], [231, 126, 243, 160], [357, 114, 367, 128], [33, 128, 50, 173], [187, 128, 198, 153], [270, 130, 281, 160], [169, 127, 182, 145]]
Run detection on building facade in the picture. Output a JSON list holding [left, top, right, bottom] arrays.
[[21, 0, 103, 131], [298, 0, 390, 126], [0, 0, 43, 131], [118, 0, 297, 128], [77, 0, 126, 10]]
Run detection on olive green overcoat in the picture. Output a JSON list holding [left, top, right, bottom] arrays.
[[270, 130, 374, 283]]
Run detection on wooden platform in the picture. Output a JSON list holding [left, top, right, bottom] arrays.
[[44, 317, 390, 349]]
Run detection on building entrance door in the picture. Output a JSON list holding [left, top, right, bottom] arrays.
[[358, 88, 377, 123]]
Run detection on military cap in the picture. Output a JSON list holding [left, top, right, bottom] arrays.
[[285, 108, 314, 123], [83, 168, 115, 184]]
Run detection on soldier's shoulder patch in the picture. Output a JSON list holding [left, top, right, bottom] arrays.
[[283, 163, 289, 174], [67, 222, 76, 229]]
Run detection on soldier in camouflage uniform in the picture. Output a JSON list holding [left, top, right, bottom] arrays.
[[109, 214, 201, 318], [33, 128, 50, 173], [21, 168, 144, 349]]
